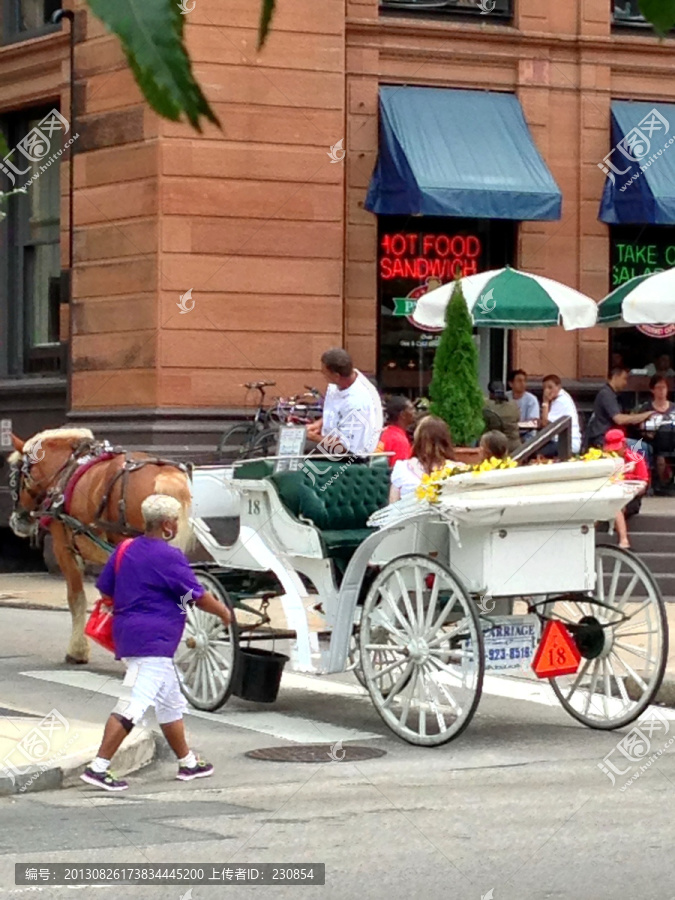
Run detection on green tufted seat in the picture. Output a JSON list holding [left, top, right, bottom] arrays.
[[270, 462, 390, 560]]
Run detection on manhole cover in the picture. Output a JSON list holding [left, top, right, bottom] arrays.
[[245, 744, 387, 763]]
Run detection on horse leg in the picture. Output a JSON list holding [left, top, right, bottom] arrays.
[[50, 523, 90, 664]]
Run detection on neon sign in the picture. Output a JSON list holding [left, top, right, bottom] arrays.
[[380, 232, 482, 280]]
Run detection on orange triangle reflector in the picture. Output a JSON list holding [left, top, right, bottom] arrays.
[[532, 620, 581, 679]]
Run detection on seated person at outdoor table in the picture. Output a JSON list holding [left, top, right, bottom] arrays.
[[539, 374, 582, 456], [645, 354, 675, 378], [639, 374, 675, 491], [507, 369, 540, 441], [483, 381, 521, 454], [604, 428, 649, 550], [389, 415, 457, 502], [478, 430, 509, 462], [376, 396, 414, 467], [586, 367, 652, 451], [305, 348, 383, 459]]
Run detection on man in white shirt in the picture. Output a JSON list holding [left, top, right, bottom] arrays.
[[540, 373, 581, 455], [305, 348, 383, 458]]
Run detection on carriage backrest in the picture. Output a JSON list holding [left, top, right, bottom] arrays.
[[269, 463, 390, 531]]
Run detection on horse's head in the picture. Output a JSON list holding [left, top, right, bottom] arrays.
[[8, 428, 95, 537]]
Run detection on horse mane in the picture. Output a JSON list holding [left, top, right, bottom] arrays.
[[22, 427, 95, 457]]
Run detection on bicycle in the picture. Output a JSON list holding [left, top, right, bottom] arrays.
[[217, 383, 323, 462]]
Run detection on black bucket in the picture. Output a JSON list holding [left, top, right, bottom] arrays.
[[232, 647, 289, 703]]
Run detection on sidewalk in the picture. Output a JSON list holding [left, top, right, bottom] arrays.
[[0, 703, 155, 795]]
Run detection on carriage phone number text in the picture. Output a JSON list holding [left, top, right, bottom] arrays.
[[16, 864, 325, 885]]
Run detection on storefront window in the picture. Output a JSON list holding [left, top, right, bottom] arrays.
[[610, 226, 675, 373], [378, 217, 515, 397], [2, 0, 61, 43], [380, 0, 512, 21]]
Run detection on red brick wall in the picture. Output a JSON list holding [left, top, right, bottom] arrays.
[[156, 0, 347, 408], [69, 0, 160, 410]]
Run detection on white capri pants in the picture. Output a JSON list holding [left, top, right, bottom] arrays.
[[113, 657, 187, 726]]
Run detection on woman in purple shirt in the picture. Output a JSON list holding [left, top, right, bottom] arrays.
[[81, 494, 232, 792]]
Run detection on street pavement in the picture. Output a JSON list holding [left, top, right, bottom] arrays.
[[1, 605, 675, 900]]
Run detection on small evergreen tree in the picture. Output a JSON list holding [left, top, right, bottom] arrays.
[[429, 277, 485, 447]]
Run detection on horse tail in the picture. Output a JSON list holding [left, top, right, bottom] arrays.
[[152, 468, 194, 552]]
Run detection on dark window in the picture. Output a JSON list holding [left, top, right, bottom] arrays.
[[0, 108, 64, 376], [2, 0, 61, 43], [380, 0, 512, 23], [612, 0, 658, 28]]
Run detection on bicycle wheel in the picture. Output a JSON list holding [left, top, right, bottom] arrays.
[[248, 427, 279, 459], [217, 422, 260, 461]]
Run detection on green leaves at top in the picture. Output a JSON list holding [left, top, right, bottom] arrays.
[[639, 0, 675, 35], [258, 0, 277, 50], [86, 0, 219, 130]]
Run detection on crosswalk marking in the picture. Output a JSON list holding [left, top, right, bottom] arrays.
[[20, 670, 381, 744]]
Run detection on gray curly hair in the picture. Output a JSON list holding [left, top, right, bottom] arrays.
[[141, 494, 182, 528]]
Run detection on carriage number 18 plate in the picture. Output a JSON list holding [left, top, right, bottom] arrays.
[[463, 615, 541, 673]]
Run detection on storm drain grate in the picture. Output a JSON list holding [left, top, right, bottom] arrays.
[[245, 744, 386, 763]]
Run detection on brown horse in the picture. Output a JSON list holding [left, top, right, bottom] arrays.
[[9, 428, 192, 664]]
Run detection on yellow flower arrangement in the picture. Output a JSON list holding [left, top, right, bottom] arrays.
[[415, 456, 517, 504], [414, 449, 621, 504]]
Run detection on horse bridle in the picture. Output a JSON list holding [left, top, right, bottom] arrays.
[[10, 440, 95, 519]]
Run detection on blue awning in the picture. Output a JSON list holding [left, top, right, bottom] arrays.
[[364, 87, 562, 220], [598, 101, 675, 224]]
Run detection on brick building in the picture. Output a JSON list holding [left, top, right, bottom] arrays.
[[1, 0, 675, 478]]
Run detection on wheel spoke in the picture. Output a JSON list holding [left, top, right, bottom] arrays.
[[413, 565, 426, 632], [563, 657, 591, 703], [614, 640, 656, 664], [381, 661, 415, 709], [370, 655, 408, 683], [610, 650, 648, 692], [394, 570, 417, 630], [424, 575, 441, 632], [583, 659, 602, 716], [379, 586, 414, 639], [397, 666, 420, 724]]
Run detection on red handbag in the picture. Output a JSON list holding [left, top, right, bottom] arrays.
[[85, 539, 133, 653]]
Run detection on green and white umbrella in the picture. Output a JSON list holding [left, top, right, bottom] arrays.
[[412, 266, 598, 331], [598, 267, 675, 326]]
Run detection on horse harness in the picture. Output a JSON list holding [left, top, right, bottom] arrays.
[[12, 438, 189, 542]]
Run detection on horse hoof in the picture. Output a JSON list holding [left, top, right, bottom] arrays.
[[64, 654, 88, 665]]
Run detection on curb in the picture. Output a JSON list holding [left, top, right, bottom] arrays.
[[654, 677, 675, 709], [0, 726, 157, 796]]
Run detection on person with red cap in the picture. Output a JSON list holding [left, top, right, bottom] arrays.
[[603, 428, 649, 550]]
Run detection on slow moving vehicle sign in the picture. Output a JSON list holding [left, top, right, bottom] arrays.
[[531, 620, 581, 679]]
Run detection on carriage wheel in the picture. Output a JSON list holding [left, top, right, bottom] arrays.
[[359, 554, 484, 746], [543, 545, 668, 730], [174, 571, 239, 711], [348, 627, 412, 698]]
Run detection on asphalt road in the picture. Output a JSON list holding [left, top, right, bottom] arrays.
[[1, 605, 675, 900]]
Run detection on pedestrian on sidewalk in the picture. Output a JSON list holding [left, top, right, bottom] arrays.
[[80, 493, 232, 792]]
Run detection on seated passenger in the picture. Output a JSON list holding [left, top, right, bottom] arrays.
[[389, 415, 456, 502], [479, 430, 509, 462], [604, 428, 649, 550], [377, 396, 414, 467], [484, 381, 521, 454]]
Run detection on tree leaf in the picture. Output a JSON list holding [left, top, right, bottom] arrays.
[[639, 0, 675, 35], [85, 0, 219, 130], [257, 0, 276, 50]]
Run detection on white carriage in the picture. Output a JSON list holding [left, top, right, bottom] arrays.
[[174, 456, 668, 746]]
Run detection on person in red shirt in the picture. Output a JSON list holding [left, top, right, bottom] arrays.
[[377, 396, 415, 467], [604, 428, 649, 550]]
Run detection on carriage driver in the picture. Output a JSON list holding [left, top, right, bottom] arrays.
[[81, 494, 232, 792], [305, 348, 383, 460]]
